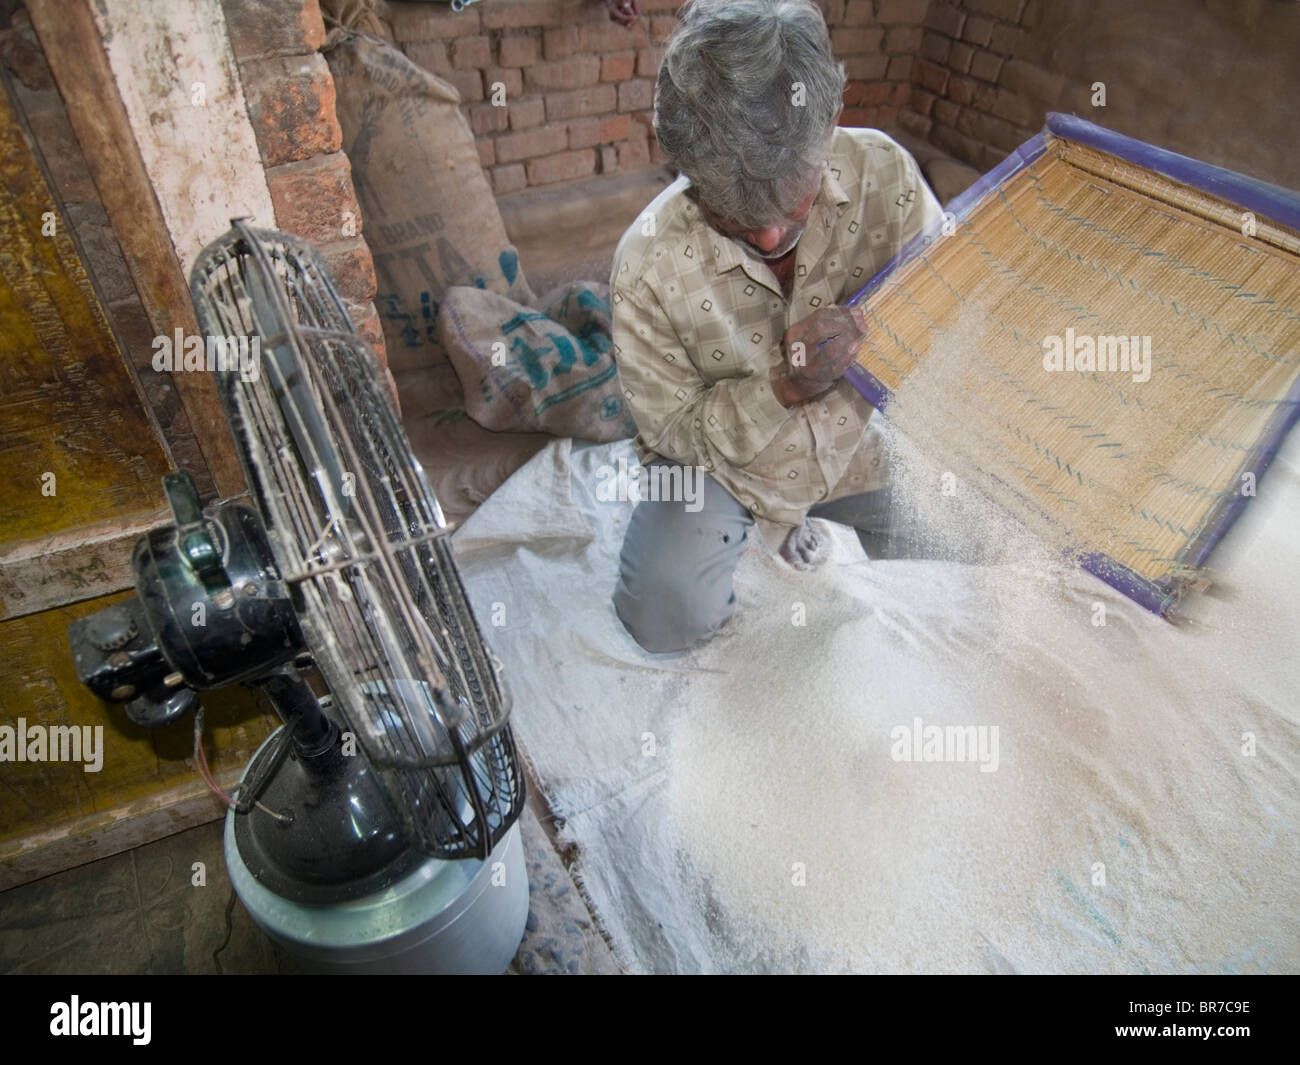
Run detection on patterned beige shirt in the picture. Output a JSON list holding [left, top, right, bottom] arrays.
[[609, 126, 944, 551]]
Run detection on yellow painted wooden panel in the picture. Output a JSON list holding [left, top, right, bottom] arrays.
[[0, 590, 278, 846], [0, 82, 171, 548]]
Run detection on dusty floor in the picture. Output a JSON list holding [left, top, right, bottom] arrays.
[[0, 765, 621, 974]]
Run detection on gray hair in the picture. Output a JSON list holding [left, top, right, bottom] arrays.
[[654, 0, 845, 231]]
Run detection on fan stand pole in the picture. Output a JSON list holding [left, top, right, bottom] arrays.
[[255, 664, 340, 770]]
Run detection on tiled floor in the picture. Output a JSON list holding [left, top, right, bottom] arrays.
[[0, 797, 620, 975]]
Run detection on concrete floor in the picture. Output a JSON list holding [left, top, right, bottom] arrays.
[[0, 774, 621, 974]]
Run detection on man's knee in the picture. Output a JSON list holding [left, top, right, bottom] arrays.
[[613, 577, 730, 654]]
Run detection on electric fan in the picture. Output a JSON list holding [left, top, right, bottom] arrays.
[[68, 220, 528, 973]]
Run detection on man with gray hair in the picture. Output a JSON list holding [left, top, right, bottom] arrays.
[[610, 0, 943, 653]]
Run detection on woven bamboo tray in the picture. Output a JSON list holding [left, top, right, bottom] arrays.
[[846, 113, 1300, 617]]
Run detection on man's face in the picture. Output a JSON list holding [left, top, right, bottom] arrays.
[[702, 182, 820, 261]]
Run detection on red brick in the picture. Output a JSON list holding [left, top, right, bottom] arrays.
[[319, 237, 377, 303], [452, 35, 491, 69], [970, 49, 1003, 82], [841, 0, 876, 26], [859, 82, 893, 106], [601, 51, 637, 81], [885, 25, 923, 53], [963, 16, 994, 46], [629, 110, 654, 138], [840, 107, 873, 126], [498, 33, 540, 68], [898, 108, 932, 138], [478, 0, 559, 29], [568, 116, 601, 149], [389, 4, 479, 42], [599, 113, 633, 141], [845, 54, 890, 79], [890, 82, 911, 106], [947, 75, 976, 106], [883, 53, 911, 79], [477, 138, 494, 169], [650, 15, 678, 41], [495, 123, 568, 163], [933, 98, 960, 127], [222, 0, 323, 62], [509, 97, 545, 129], [949, 41, 975, 74], [911, 87, 937, 116], [618, 78, 654, 112], [924, 2, 966, 37], [831, 27, 885, 54], [636, 46, 665, 77], [481, 1, 565, 30], [841, 80, 867, 107], [920, 30, 951, 64], [265, 151, 360, 247], [599, 144, 619, 173], [915, 59, 950, 95], [545, 84, 618, 121], [524, 57, 601, 92], [579, 21, 650, 52], [242, 54, 340, 166], [876, 0, 928, 23], [492, 163, 528, 195], [483, 68, 522, 100], [526, 148, 596, 185], [543, 26, 580, 59], [448, 68, 485, 101], [469, 100, 510, 135], [617, 137, 650, 170]]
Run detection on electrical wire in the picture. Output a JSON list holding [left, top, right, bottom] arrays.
[[193, 705, 293, 823]]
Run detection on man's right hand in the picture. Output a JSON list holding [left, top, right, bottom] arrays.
[[770, 305, 870, 407]]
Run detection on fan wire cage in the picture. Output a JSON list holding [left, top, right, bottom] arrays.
[[189, 220, 523, 860]]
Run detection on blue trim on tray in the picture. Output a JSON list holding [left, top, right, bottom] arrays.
[[839, 112, 1300, 619], [1044, 112, 1300, 232]]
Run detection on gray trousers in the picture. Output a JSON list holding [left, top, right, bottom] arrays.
[[612, 457, 898, 653]]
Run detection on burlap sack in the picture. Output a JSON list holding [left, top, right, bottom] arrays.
[[437, 281, 638, 442], [323, 30, 535, 376]]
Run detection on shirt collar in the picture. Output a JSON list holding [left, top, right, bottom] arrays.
[[695, 163, 852, 278]]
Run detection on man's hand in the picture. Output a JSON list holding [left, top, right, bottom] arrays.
[[769, 304, 870, 407], [603, 0, 639, 27]]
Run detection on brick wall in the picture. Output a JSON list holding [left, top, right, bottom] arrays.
[[224, 0, 388, 365], [382, 0, 678, 195], [899, 0, 1300, 190], [377, 0, 941, 195], [824, 0, 928, 132]]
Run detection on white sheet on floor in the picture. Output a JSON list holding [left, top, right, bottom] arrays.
[[450, 435, 1300, 974]]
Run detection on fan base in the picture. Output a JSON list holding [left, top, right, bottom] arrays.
[[224, 737, 528, 973]]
